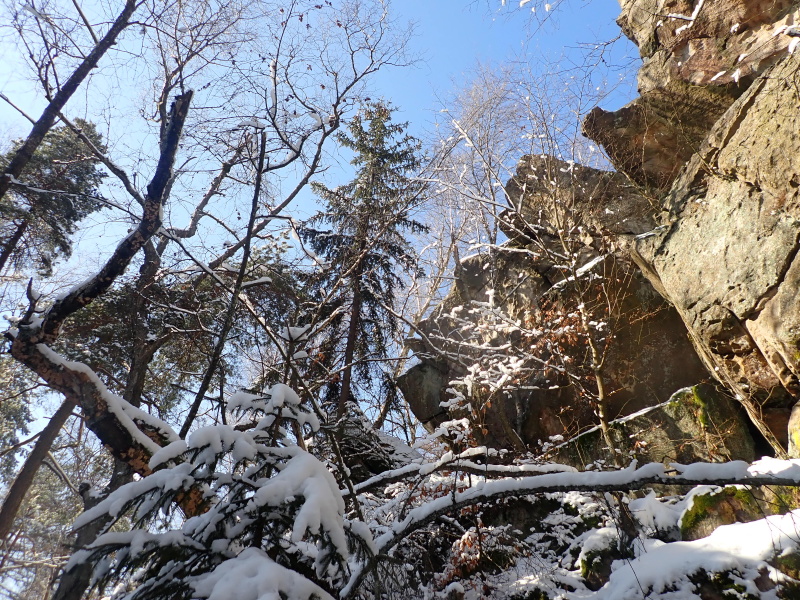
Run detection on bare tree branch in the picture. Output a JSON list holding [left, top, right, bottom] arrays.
[[0, 0, 141, 203]]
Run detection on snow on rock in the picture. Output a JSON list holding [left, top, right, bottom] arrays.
[[630, 486, 719, 534], [575, 527, 618, 569], [374, 427, 420, 465], [443, 581, 465, 597], [597, 510, 800, 599], [191, 547, 335, 600]]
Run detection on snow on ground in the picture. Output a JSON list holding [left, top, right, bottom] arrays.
[[377, 460, 800, 599], [458, 492, 800, 600]]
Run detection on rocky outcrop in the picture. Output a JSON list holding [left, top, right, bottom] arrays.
[[549, 385, 755, 468], [679, 484, 800, 541], [584, 0, 800, 192], [399, 156, 710, 451], [583, 0, 800, 455], [630, 55, 800, 452], [503, 154, 657, 238], [402, 1, 800, 457]]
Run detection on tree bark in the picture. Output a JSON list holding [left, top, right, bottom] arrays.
[[123, 241, 163, 407], [50, 459, 132, 600], [8, 92, 193, 478], [338, 263, 363, 420]]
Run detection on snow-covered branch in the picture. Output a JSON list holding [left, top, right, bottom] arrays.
[[343, 457, 800, 597]]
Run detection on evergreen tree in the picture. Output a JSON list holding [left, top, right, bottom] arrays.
[[0, 120, 107, 276], [0, 355, 34, 482], [69, 385, 363, 600], [300, 102, 426, 419]]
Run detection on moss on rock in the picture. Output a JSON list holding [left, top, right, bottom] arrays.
[[680, 485, 800, 541], [551, 384, 755, 469]]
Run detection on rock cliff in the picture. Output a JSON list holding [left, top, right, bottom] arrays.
[[402, 0, 800, 460], [399, 155, 715, 457], [584, 0, 800, 192], [583, 0, 800, 455], [390, 3, 800, 597]]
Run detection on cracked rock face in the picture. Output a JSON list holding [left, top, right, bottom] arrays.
[[584, 0, 800, 192], [589, 0, 800, 451], [633, 56, 800, 449]]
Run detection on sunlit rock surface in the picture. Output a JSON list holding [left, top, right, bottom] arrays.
[[399, 157, 709, 451], [584, 1, 800, 454]]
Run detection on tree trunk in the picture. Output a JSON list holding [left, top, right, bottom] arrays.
[[50, 460, 132, 600], [0, 397, 77, 544], [123, 241, 162, 407], [337, 270, 363, 420], [8, 91, 193, 480], [0, 220, 28, 274]]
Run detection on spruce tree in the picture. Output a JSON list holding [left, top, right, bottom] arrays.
[[0, 120, 107, 276], [300, 101, 426, 419]]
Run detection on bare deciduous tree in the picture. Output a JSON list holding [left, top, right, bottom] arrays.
[[0, 1, 411, 595]]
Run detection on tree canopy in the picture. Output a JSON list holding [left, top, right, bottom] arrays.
[[0, 120, 107, 275]]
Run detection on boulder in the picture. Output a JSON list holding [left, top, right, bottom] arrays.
[[679, 484, 800, 541], [548, 385, 756, 469], [502, 154, 656, 238], [582, 83, 739, 190]]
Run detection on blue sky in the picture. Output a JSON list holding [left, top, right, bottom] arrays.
[[302, 0, 640, 203], [0, 0, 639, 428], [0, 1, 639, 268], [0, 1, 637, 141], [369, 0, 638, 136]]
